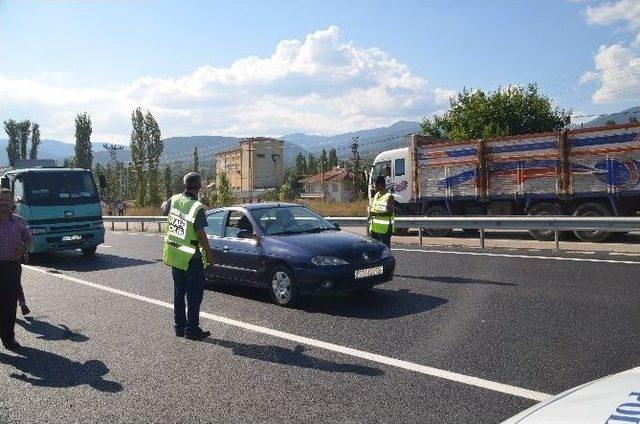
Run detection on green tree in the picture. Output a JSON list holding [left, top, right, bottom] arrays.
[[294, 152, 307, 177], [130, 108, 147, 206], [29, 123, 40, 160], [605, 119, 617, 126], [93, 163, 106, 197], [144, 111, 163, 206], [4, 119, 19, 167], [63, 157, 75, 168], [279, 182, 293, 201], [216, 171, 235, 206], [630, 116, 638, 123], [74, 113, 93, 169], [163, 165, 172, 199], [16, 120, 31, 160], [421, 84, 571, 141], [193, 146, 199, 173], [320, 149, 328, 172], [328, 148, 338, 168], [260, 189, 279, 202], [307, 153, 318, 175]]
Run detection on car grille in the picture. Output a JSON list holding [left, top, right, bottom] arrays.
[[347, 249, 381, 265]]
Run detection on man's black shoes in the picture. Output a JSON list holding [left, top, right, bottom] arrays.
[[175, 331, 185, 337], [2, 339, 22, 352], [185, 329, 211, 341]]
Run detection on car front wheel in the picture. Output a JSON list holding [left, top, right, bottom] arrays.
[[268, 266, 298, 307]]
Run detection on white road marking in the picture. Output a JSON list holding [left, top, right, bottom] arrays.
[[98, 245, 112, 248], [610, 252, 640, 257], [24, 264, 551, 402], [392, 247, 640, 265]]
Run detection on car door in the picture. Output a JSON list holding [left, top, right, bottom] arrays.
[[221, 210, 263, 286], [204, 210, 230, 281]]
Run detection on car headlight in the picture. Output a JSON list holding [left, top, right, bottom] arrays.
[[92, 221, 104, 229], [311, 256, 349, 266], [28, 227, 47, 235], [381, 247, 392, 259]]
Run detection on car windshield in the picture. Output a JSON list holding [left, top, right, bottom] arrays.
[[250, 206, 336, 235], [21, 171, 99, 206]]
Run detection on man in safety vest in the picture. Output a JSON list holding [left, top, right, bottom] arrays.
[[162, 172, 215, 341], [368, 175, 394, 247]]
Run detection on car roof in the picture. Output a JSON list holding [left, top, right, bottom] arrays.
[[5, 168, 89, 175], [207, 202, 303, 214]]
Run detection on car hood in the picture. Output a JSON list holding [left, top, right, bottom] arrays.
[[502, 367, 640, 424], [265, 230, 384, 258]]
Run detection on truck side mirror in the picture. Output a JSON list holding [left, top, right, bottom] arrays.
[[99, 175, 107, 190], [0, 177, 9, 189]]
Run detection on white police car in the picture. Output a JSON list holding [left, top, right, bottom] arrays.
[[502, 367, 640, 423]]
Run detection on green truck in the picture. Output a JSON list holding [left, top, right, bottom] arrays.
[[0, 164, 106, 256]]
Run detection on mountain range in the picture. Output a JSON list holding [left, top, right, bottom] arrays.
[[1, 107, 638, 168]]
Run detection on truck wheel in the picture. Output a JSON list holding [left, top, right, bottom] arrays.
[[528, 203, 562, 241], [81, 246, 97, 257], [573, 203, 612, 243], [424, 205, 452, 237]]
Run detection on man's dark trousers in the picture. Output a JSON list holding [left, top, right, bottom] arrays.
[[171, 256, 204, 336], [0, 261, 20, 345], [371, 230, 391, 248]]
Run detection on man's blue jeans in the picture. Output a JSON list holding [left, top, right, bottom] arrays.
[[171, 256, 204, 336]]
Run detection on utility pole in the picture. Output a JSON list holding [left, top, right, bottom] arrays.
[[350, 136, 360, 201], [103, 144, 124, 205]]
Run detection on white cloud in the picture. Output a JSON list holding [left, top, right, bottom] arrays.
[[581, 1, 640, 104], [586, 0, 640, 30], [0, 26, 452, 142]]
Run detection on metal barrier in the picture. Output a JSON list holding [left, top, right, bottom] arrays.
[[103, 215, 640, 251]]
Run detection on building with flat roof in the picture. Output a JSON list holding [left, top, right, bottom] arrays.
[[215, 137, 284, 201]]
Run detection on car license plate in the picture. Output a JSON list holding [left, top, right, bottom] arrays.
[[62, 235, 82, 241], [355, 266, 384, 279]]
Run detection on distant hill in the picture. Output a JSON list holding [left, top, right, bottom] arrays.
[[281, 120, 421, 159], [0, 120, 422, 169], [93, 136, 309, 166], [0, 139, 108, 167], [574, 106, 640, 128]]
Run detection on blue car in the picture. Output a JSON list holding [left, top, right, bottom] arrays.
[[204, 203, 395, 307]]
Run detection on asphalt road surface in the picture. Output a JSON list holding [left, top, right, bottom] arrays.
[[1, 231, 639, 423]]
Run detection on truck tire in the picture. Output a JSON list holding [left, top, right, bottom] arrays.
[[573, 203, 612, 243], [424, 205, 452, 237], [528, 203, 562, 241]]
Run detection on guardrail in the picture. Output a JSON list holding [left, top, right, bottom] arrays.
[[102, 215, 640, 251]]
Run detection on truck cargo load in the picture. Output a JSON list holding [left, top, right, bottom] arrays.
[[369, 122, 640, 242]]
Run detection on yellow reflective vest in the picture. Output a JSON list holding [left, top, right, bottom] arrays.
[[162, 193, 207, 270], [369, 191, 394, 234]]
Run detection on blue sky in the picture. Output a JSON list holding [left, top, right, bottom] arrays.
[[1, 0, 639, 143]]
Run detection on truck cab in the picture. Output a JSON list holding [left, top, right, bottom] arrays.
[[0, 167, 105, 256], [369, 147, 412, 213]]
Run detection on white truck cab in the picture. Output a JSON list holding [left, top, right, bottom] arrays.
[[369, 147, 412, 209]]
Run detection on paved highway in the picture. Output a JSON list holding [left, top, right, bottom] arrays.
[[2, 231, 639, 423]]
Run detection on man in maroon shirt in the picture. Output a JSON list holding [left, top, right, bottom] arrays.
[[0, 188, 31, 351]]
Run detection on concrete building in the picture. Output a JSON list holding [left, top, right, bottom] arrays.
[[300, 167, 354, 202], [215, 137, 284, 201]]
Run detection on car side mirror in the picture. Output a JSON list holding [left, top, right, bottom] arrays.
[[14, 196, 23, 204], [99, 175, 107, 190], [333, 222, 341, 230]]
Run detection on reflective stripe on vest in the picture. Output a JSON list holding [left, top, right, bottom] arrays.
[[162, 194, 206, 270], [369, 192, 394, 234]]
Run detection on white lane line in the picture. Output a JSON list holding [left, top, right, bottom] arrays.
[[392, 247, 640, 265], [98, 245, 112, 248], [23, 265, 550, 402]]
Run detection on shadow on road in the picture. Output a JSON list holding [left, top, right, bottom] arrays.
[[300, 288, 448, 319], [16, 317, 89, 342], [205, 339, 384, 377], [395, 275, 516, 287], [207, 282, 447, 320], [29, 252, 154, 272], [0, 347, 122, 392]]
